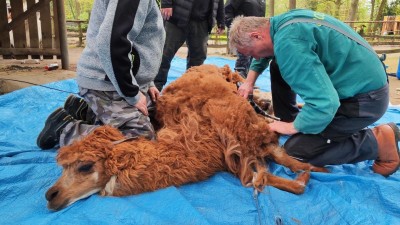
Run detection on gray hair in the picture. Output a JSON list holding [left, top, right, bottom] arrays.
[[229, 16, 270, 53]]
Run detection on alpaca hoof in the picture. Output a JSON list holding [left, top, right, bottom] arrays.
[[311, 166, 329, 173], [293, 181, 306, 194], [296, 171, 310, 185]]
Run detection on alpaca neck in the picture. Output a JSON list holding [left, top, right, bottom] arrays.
[[108, 135, 225, 196]]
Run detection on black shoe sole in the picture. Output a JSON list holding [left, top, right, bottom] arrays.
[[37, 108, 72, 150], [64, 95, 88, 121]]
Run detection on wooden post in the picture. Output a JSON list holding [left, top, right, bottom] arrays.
[[55, 0, 69, 70], [289, 0, 296, 10], [269, 0, 274, 16], [78, 21, 82, 47], [0, 0, 11, 51]]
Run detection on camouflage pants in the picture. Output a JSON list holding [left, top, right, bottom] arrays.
[[59, 87, 155, 147]]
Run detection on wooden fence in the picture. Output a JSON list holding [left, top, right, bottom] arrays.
[[0, 0, 69, 69]]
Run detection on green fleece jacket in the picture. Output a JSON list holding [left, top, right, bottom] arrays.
[[250, 9, 387, 134]]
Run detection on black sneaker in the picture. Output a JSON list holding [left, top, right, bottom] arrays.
[[37, 108, 75, 150], [64, 95, 89, 121]]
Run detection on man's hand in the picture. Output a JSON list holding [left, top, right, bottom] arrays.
[[268, 121, 298, 135], [148, 86, 160, 102], [237, 81, 254, 99], [135, 92, 149, 116], [161, 8, 173, 20]]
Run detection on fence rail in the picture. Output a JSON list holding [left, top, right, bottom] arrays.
[[0, 0, 69, 68], [40, 19, 400, 54]]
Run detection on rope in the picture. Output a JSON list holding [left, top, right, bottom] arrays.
[[0, 78, 78, 94]]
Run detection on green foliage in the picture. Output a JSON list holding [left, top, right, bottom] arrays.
[[266, 0, 392, 22], [62, 0, 400, 24], [386, 0, 400, 15], [65, 0, 93, 21]]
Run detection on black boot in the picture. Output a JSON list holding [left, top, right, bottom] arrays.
[[37, 108, 75, 150], [64, 95, 89, 121]]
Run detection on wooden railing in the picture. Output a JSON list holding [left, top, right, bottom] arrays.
[[63, 20, 400, 54], [0, 0, 69, 68], [66, 19, 87, 47]]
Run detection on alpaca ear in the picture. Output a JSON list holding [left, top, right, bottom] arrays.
[[91, 126, 125, 142], [103, 143, 138, 176]]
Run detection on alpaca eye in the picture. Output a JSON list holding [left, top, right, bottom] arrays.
[[78, 163, 94, 173]]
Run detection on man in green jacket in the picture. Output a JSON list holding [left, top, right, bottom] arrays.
[[229, 9, 399, 177]]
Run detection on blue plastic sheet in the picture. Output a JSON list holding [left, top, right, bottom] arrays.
[[1, 57, 399, 224]]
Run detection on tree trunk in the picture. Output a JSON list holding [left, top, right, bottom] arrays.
[[367, 0, 375, 34], [269, 0, 274, 16], [74, 0, 80, 19], [289, 0, 296, 10], [374, 0, 388, 34], [334, 0, 342, 18], [347, 0, 359, 21]]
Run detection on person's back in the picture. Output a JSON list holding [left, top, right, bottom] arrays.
[[78, 0, 165, 98], [270, 9, 387, 101], [229, 9, 399, 177]]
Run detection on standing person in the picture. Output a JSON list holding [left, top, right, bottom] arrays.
[[225, 0, 265, 78], [154, 0, 225, 91], [229, 9, 399, 177], [37, 0, 165, 150]]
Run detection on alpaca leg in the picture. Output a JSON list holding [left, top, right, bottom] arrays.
[[253, 169, 308, 194], [267, 146, 328, 173], [251, 159, 310, 194]]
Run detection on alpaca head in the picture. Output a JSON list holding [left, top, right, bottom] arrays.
[[45, 126, 124, 211]]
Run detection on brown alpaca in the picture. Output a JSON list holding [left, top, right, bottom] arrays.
[[45, 65, 327, 211]]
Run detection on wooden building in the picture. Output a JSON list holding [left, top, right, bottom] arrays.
[[381, 16, 400, 35], [0, 0, 69, 69]]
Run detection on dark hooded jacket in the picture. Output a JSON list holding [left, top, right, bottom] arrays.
[[161, 0, 225, 33], [224, 0, 266, 28]]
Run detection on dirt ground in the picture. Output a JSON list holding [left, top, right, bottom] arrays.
[[0, 45, 399, 105]]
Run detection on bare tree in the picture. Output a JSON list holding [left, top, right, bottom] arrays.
[[334, 0, 342, 18], [374, 0, 388, 34], [367, 0, 376, 34], [289, 0, 296, 10], [269, 0, 275, 16], [347, 0, 359, 21]]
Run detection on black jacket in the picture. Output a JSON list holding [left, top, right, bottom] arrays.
[[161, 0, 225, 33], [224, 0, 266, 28]]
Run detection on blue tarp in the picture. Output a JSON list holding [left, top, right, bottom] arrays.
[[0, 57, 399, 225]]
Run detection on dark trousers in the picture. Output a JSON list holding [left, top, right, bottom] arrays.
[[234, 52, 252, 78], [269, 60, 389, 166], [154, 20, 209, 91]]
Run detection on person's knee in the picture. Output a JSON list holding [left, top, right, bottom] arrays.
[[284, 133, 327, 161]]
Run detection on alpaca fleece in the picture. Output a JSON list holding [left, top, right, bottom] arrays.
[[46, 65, 327, 211]]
